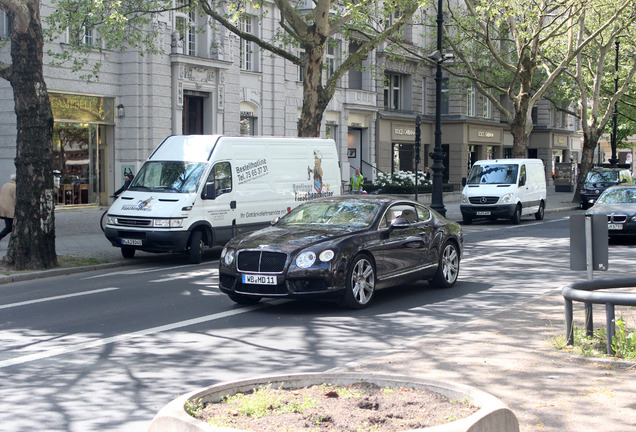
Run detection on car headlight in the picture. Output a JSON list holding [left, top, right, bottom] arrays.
[[319, 250, 335, 262], [152, 218, 184, 228], [460, 193, 468, 204], [222, 248, 235, 266], [631, 215, 636, 222], [500, 192, 514, 203], [296, 251, 316, 268]]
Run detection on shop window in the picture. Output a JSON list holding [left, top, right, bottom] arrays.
[[240, 14, 258, 71], [391, 143, 414, 173]]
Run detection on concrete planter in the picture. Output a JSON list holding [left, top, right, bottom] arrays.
[[148, 372, 519, 432]]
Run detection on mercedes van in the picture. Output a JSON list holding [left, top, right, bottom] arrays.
[[460, 159, 547, 224], [103, 135, 341, 263]]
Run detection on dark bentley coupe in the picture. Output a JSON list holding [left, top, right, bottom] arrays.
[[218, 195, 463, 309]]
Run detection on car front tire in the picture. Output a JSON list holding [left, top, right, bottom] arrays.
[[430, 241, 460, 288], [121, 247, 135, 259], [340, 254, 375, 309]]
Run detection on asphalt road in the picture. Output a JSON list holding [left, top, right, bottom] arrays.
[[1, 210, 634, 432]]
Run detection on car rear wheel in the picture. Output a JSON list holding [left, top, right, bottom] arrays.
[[228, 292, 262, 305], [340, 255, 375, 309], [430, 241, 460, 288]]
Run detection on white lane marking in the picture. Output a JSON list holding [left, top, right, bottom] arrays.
[[82, 265, 195, 279], [0, 288, 119, 310], [0, 301, 281, 369]]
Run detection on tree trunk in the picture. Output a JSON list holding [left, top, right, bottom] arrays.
[[4, 0, 57, 270], [298, 45, 329, 137], [510, 116, 528, 158], [573, 132, 600, 205]]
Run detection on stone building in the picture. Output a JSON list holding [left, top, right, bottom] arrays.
[[0, 3, 580, 208]]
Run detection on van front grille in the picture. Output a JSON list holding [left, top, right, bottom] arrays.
[[469, 196, 499, 205]]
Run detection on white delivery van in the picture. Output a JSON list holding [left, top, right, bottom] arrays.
[[104, 135, 341, 263], [460, 159, 546, 225]]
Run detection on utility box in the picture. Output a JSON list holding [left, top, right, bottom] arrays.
[[555, 163, 576, 192], [570, 214, 608, 271]]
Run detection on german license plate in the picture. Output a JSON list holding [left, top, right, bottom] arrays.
[[242, 274, 277, 285], [121, 238, 142, 246], [476, 211, 491, 216], [608, 223, 623, 230]]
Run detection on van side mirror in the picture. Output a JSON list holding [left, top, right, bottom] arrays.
[[202, 182, 215, 200], [461, 177, 467, 187]]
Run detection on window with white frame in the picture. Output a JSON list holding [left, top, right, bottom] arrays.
[[440, 78, 449, 115], [467, 86, 475, 117], [421, 77, 427, 115], [1, 10, 11, 39], [326, 40, 340, 80], [482, 93, 492, 118], [384, 72, 402, 111], [175, 0, 196, 56], [240, 14, 258, 71]]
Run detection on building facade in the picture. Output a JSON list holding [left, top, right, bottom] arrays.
[[0, 3, 582, 208]]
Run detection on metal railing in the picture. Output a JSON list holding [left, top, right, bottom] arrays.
[[562, 277, 636, 355]]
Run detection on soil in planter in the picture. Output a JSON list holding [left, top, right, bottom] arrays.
[[192, 381, 478, 431]]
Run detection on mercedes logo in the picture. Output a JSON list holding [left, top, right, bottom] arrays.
[[480, 196, 487, 204]]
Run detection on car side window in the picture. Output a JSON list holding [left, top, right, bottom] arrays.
[[415, 204, 431, 222], [206, 161, 232, 198]]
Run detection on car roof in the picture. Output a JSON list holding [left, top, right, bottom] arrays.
[[311, 195, 417, 205]]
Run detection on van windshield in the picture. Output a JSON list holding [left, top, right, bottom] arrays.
[[129, 161, 207, 193], [467, 164, 518, 185]]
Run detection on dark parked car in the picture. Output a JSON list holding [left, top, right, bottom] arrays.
[[580, 167, 633, 209], [586, 185, 636, 238], [218, 195, 463, 308]]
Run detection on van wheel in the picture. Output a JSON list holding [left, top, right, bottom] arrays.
[[535, 201, 545, 220], [121, 247, 135, 259], [511, 205, 521, 225], [188, 230, 204, 264]]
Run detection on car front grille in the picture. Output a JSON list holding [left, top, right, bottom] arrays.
[[236, 283, 288, 295], [237, 251, 287, 273], [469, 196, 499, 205], [607, 215, 628, 223]]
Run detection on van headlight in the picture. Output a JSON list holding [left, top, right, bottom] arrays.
[[500, 193, 514, 203], [460, 193, 468, 204], [153, 218, 184, 228]]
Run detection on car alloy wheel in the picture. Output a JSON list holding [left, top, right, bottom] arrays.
[[341, 255, 375, 309], [431, 241, 459, 288]]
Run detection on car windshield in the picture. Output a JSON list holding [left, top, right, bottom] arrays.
[[585, 170, 619, 184], [467, 164, 518, 185], [129, 161, 207, 193], [278, 200, 383, 228], [597, 188, 636, 204]]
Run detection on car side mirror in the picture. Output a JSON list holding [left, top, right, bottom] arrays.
[[202, 182, 216, 200], [388, 217, 410, 231]]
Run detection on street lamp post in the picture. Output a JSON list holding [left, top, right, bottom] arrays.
[[430, 0, 447, 216], [610, 39, 619, 167]]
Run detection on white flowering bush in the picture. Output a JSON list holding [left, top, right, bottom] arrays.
[[374, 170, 431, 188]]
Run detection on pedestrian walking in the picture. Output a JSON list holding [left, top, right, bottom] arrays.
[[350, 167, 364, 194], [0, 173, 16, 242]]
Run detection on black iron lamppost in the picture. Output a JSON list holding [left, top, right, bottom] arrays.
[[609, 39, 619, 167], [415, 115, 421, 201], [428, 0, 449, 216]]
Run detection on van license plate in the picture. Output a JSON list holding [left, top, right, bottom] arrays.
[[242, 274, 277, 285], [121, 239, 142, 246], [476, 211, 491, 216], [608, 223, 623, 230]]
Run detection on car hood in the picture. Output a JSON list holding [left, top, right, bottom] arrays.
[[229, 225, 360, 253], [587, 203, 636, 215]]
